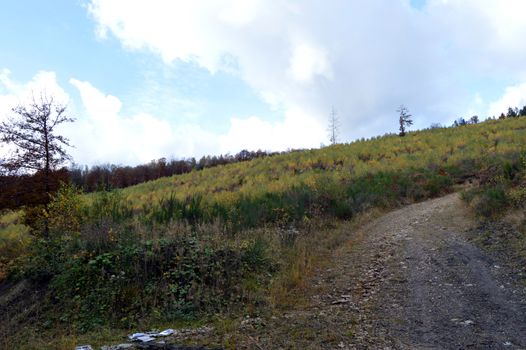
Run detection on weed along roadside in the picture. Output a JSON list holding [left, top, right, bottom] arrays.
[[0, 117, 525, 348]]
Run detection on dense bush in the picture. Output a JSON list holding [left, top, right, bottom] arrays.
[[0, 169, 69, 210], [45, 235, 271, 331], [67, 150, 278, 192], [7, 185, 275, 331]]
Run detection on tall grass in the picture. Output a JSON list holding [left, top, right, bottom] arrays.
[[0, 210, 30, 280]]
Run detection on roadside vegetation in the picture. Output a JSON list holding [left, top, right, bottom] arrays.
[[462, 152, 526, 219], [1, 116, 526, 348], [0, 210, 29, 281], [461, 149, 526, 276]]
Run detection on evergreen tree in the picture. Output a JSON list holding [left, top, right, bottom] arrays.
[[507, 107, 518, 118]]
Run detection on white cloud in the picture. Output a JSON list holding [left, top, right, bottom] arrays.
[[0, 70, 70, 120], [219, 107, 325, 153], [67, 78, 324, 164], [288, 43, 332, 83], [87, 0, 526, 141], [0, 72, 183, 165], [0, 70, 72, 162], [488, 82, 526, 117], [5, 1, 526, 165], [68, 78, 180, 165], [1, 70, 322, 165]]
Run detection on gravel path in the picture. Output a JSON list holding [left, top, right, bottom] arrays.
[[363, 193, 526, 349], [243, 193, 526, 349]]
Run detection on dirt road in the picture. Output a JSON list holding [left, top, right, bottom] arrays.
[[242, 193, 526, 349]]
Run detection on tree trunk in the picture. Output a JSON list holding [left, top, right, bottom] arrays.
[[43, 119, 50, 238]]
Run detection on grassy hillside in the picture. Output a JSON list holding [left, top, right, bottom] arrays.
[[123, 118, 525, 208], [113, 118, 525, 233], [1, 117, 525, 349]]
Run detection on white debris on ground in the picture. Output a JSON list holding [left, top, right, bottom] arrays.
[[79, 326, 214, 350], [75, 327, 213, 350], [158, 329, 175, 336], [128, 331, 160, 342]]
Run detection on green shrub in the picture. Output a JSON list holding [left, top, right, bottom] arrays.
[[465, 186, 508, 218], [242, 236, 271, 270], [84, 190, 134, 224], [16, 232, 273, 331], [462, 155, 525, 217], [47, 183, 83, 238]]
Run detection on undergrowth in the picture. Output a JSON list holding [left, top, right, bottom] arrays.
[[0, 210, 30, 281], [462, 153, 526, 218]]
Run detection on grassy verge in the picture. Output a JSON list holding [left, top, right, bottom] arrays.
[[462, 153, 526, 286]]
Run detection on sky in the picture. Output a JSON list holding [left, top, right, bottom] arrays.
[[1, 0, 526, 166]]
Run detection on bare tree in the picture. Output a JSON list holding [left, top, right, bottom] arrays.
[[397, 105, 413, 137], [327, 106, 339, 145], [0, 94, 75, 234]]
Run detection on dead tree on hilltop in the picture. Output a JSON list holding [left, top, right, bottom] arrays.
[[328, 106, 339, 145], [397, 105, 413, 137]]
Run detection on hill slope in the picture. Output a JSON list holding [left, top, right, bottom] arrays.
[[123, 118, 525, 208], [1, 117, 526, 349]]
